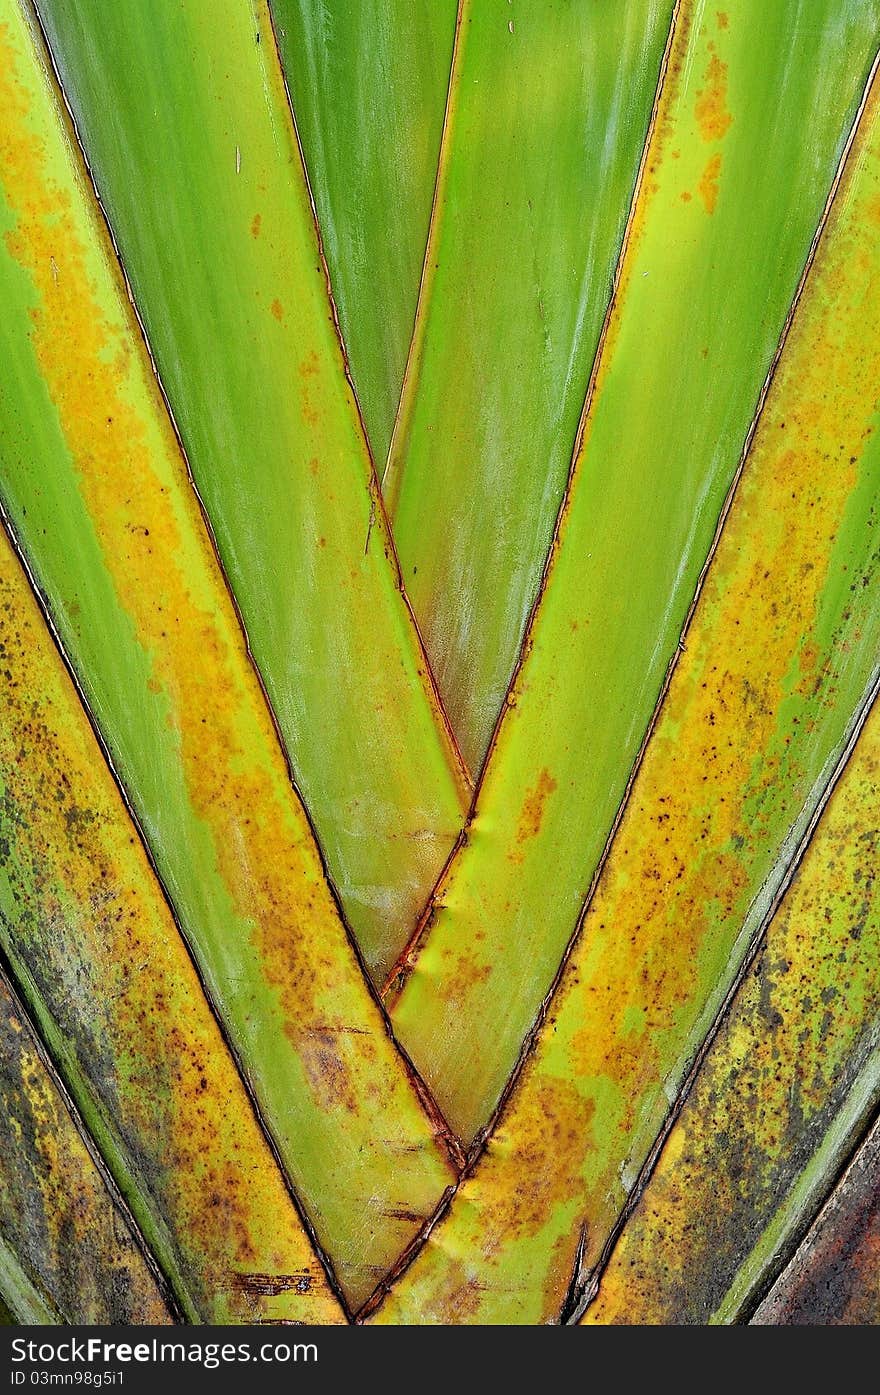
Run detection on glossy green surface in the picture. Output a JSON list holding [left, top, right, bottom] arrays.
[[385, 0, 675, 770], [389, 0, 880, 1143], [36, 0, 469, 979], [271, 0, 457, 464]]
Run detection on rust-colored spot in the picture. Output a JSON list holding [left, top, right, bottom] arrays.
[[694, 50, 733, 143], [298, 353, 320, 427], [717, 11, 729, 30], [250, 213, 261, 238], [298, 1029, 359, 1114], [482, 1080, 595, 1249], [514, 768, 558, 850], [439, 948, 493, 1007], [697, 152, 723, 214], [270, 297, 283, 321]]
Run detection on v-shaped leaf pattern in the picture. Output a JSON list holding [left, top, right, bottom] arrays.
[[382, 0, 677, 772], [31, 0, 470, 985], [385, 0, 880, 1146], [370, 54, 880, 1320], [270, 0, 459, 468], [2, 0, 880, 1327], [0, 0, 455, 1314]]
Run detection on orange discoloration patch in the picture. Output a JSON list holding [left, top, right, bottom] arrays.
[[250, 212, 261, 238], [697, 151, 723, 213], [438, 948, 493, 1007], [484, 1078, 595, 1247], [694, 49, 733, 143], [514, 768, 558, 849], [270, 297, 283, 321]]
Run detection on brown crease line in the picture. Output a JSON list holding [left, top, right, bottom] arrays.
[[29, 0, 464, 1187], [0, 945, 183, 1324], [568, 668, 880, 1325], [379, 0, 466, 515], [380, 0, 682, 1006], [261, 0, 469, 1164], [264, 0, 473, 792], [366, 26, 880, 1317], [745, 1098, 880, 1324]]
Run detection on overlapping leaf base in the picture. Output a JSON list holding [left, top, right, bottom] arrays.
[[0, 0, 878, 1325]]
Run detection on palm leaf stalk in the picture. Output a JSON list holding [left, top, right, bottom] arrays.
[[270, 0, 458, 468], [380, 0, 676, 769], [584, 692, 880, 1323], [34, 0, 470, 982]]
